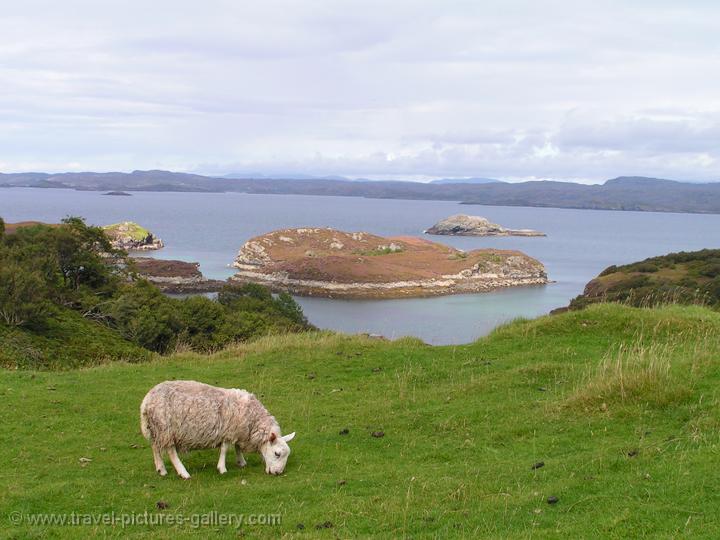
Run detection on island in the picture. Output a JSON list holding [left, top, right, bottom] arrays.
[[231, 227, 547, 298], [103, 191, 132, 196], [132, 257, 225, 293], [425, 214, 546, 237], [103, 221, 164, 251], [2, 221, 51, 234]]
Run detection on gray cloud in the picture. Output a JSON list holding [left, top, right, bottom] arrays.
[[1, 0, 720, 181]]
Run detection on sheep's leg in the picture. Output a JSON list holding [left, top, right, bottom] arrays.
[[152, 444, 167, 476], [235, 444, 247, 468], [217, 442, 229, 474], [167, 446, 191, 479]]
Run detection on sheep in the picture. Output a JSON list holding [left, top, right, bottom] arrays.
[[140, 380, 296, 479]]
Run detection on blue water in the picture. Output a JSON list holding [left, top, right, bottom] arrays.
[[2, 188, 720, 344]]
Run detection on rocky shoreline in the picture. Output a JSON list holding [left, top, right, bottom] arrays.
[[231, 227, 548, 299], [230, 271, 548, 299], [132, 257, 226, 293]]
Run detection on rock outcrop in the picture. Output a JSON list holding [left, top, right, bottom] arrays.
[[232, 227, 548, 298], [132, 257, 225, 293], [103, 221, 164, 251], [425, 214, 545, 237]]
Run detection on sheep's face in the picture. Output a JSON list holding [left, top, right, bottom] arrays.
[[261, 431, 296, 475]]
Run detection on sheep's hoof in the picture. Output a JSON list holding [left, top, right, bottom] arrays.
[[236, 461, 247, 468], [180, 474, 191, 480], [157, 469, 167, 477], [217, 466, 227, 475]]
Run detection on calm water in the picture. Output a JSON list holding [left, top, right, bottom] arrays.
[[2, 187, 720, 344]]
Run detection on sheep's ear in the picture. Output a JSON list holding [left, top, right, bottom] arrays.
[[269, 432, 277, 443], [282, 432, 296, 442]]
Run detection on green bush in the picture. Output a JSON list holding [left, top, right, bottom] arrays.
[[103, 281, 313, 354], [178, 295, 227, 351], [0, 251, 52, 327]]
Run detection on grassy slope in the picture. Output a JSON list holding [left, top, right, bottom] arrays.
[[2, 304, 720, 538], [571, 249, 720, 310], [0, 308, 152, 369]]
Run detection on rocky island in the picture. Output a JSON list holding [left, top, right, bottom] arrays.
[[426, 214, 545, 237], [132, 257, 225, 293], [231, 227, 547, 298], [103, 221, 164, 251]]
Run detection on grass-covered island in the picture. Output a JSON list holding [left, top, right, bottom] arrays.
[[2, 217, 720, 537], [102, 221, 164, 251]]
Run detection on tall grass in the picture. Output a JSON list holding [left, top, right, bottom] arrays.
[[563, 330, 715, 411]]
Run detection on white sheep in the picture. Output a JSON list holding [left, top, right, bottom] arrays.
[[140, 380, 296, 479]]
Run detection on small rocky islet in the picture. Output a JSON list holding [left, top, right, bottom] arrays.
[[425, 214, 545, 237], [102, 221, 164, 251], [230, 227, 548, 299]]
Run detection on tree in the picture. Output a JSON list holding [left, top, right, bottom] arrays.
[[107, 280, 182, 352], [178, 295, 227, 351], [275, 292, 309, 326], [0, 252, 50, 327]]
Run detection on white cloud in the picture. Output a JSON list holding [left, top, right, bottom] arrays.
[[1, 0, 720, 181]]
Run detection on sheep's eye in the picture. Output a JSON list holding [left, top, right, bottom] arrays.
[[274, 451, 281, 458]]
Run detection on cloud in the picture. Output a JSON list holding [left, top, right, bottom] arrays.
[[1, 0, 720, 181]]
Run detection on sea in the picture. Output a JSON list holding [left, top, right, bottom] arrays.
[[2, 187, 719, 344]]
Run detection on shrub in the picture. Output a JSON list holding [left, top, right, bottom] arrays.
[[598, 264, 618, 277], [632, 263, 659, 273], [0, 249, 52, 327], [177, 295, 227, 351], [699, 263, 720, 278], [105, 281, 183, 352]]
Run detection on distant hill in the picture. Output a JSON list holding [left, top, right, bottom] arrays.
[[430, 177, 501, 185], [222, 172, 352, 181], [460, 176, 720, 213], [2, 170, 720, 214]]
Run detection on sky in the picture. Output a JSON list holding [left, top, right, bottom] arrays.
[[1, 0, 719, 183]]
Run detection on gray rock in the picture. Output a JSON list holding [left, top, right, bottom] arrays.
[[426, 214, 545, 237]]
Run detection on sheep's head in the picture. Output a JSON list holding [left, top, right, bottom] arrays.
[[261, 431, 296, 475]]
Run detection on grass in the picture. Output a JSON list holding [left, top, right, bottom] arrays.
[[3, 303, 720, 538], [103, 221, 151, 242]]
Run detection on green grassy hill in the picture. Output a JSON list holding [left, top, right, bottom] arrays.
[[3, 303, 720, 538], [569, 248, 720, 310]]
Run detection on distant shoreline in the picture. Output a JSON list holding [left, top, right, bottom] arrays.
[[3, 183, 720, 215]]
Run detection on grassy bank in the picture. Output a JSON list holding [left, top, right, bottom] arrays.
[[3, 304, 720, 538]]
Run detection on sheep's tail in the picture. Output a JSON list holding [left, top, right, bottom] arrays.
[[140, 399, 152, 441]]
